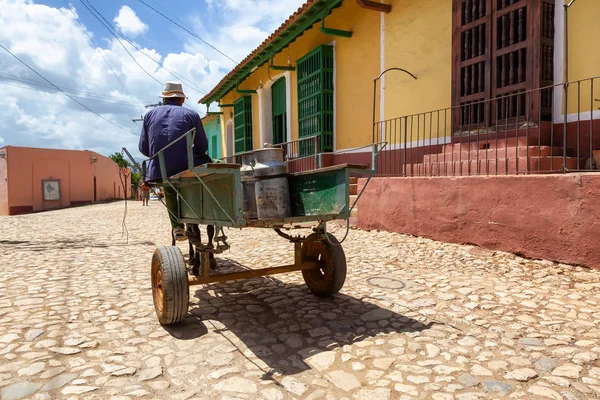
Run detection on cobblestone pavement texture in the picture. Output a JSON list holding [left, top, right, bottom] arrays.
[[1, 201, 600, 400]]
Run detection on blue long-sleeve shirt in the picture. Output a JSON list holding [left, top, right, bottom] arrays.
[[138, 104, 211, 181]]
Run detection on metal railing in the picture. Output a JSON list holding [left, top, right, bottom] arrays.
[[274, 135, 321, 173], [219, 135, 322, 173], [374, 76, 600, 177]]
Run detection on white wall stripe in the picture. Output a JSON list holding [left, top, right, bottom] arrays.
[[380, 8, 385, 124], [330, 40, 337, 152], [257, 88, 264, 148], [284, 70, 293, 143], [553, 4, 565, 123]]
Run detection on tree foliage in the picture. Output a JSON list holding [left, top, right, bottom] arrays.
[[130, 171, 142, 186], [109, 152, 131, 169], [109, 152, 143, 187]]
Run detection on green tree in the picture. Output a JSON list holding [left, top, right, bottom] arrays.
[[130, 171, 142, 187], [109, 152, 131, 169]]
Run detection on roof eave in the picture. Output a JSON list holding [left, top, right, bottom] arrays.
[[199, 0, 343, 105]]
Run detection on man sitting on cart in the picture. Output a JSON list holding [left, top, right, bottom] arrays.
[[138, 82, 211, 241]]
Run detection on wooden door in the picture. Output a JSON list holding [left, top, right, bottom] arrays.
[[272, 77, 287, 145], [452, 0, 555, 135]]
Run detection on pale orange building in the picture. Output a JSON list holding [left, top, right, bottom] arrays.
[[0, 146, 130, 216]]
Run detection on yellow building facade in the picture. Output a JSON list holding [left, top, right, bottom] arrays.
[[200, 0, 600, 164]]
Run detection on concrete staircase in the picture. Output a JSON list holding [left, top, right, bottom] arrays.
[[405, 137, 578, 176]]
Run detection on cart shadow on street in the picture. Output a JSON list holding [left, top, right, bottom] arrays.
[[161, 257, 432, 377], [0, 239, 156, 251]]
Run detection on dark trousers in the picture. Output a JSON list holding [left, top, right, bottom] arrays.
[[163, 186, 184, 229], [158, 155, 212, 230]]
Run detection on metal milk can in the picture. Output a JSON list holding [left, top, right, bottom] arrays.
[[253, 148, 292, 219], [240, 153, 258, 220]]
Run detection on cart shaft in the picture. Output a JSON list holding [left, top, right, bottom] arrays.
[[188, 260, 320, 286]]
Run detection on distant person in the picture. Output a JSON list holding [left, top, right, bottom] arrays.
[[141, 182, 150, 206], [138, 82, 211, 241]]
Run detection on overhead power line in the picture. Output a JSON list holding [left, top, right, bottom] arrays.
[[78, 0, 164, 87], [0, 72, 141, 104], [0, 81, 140, 108], [136, 0, 238, 65], [183, 103, 206, 116], [81, 0, 208, 96], [63, 0, 144, 113], [0, 43, 138, 136]]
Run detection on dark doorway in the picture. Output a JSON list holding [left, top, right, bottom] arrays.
[[93, 177, 97, 202]]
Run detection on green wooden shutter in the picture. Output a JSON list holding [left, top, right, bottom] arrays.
[[210, 136, 217, 159], [297, 45, 334, 152], [233, 96, 253, 153], [272, 77, 287, 145]]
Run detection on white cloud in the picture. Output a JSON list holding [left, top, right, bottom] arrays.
[[113, 5, 148, 37], [0, 0, 226, 158], [185, 0, 305, 67], [0, 0, 306, 158]]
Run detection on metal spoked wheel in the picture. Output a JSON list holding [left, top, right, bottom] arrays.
[[301, 233, 347, 297], [151, 246, 189, 325]]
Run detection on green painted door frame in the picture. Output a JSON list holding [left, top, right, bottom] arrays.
[[203, 118, 222, 160], [272, 77, 287, 145], [297, 45, 334, 152], [233, 96, 253, 153]]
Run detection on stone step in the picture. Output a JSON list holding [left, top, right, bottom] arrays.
[[443, 136, 540, 153], [349, 183, 358, 195], [349, 194, 359, 218], [405, 156, 578, 176], [423, 146, 565, 164]]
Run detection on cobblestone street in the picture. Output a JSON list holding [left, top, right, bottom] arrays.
[[1, 201, 600, 400]]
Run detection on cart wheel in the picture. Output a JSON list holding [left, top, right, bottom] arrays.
[[301, 233, 347, 297], [151, 246, 189, 325]]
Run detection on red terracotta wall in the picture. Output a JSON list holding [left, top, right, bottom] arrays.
[[32, 158, 71, 211], [0, 147, 128, 215], [7, 147, 95, 212], [357, 174, 600, 270], [92, 152, 128, 201], [7, 147, 35, 213]]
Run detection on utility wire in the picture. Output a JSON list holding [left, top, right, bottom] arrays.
[[0, 43, 138, 136], [78, 0, 164, 87], [0, 81, 140, 108], [136, 0, 238, 65], [75, 0, 208, 117], [183, 102, 206, 117], [82, 0, 208, 96], [0, 72, 141, 105], [63, 0, 145, 113]]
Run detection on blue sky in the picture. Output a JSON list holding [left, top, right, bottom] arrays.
[[0, 0, 305, 157], [43, 0, 238, 65]]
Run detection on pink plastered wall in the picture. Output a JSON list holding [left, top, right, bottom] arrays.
[[0, 154, 8, 216], [0, 146, 129, 215], [357, 174, 600, 270]]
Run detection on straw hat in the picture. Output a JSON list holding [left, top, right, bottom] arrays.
[[159, 82, 187, 99]]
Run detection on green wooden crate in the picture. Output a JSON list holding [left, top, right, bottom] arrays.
[[289, 168, 349, 219]]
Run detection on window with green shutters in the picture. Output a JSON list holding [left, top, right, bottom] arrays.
[[233, 96, 253, 153], [272, 77, 287, 145], [297, 45, 334, 152]]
